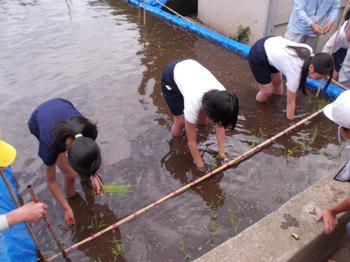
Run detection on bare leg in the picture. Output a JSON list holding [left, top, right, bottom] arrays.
[[56, 153, 78, 197], [197, 110, 209, 125], [256, 82, 273, 102], [271, 72, 283, 95], [171, 115, 185, 136]]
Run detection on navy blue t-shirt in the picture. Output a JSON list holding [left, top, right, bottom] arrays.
[[28, 98, 82, 166]]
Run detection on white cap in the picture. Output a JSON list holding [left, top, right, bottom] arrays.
[[323, 90, 350, 129]]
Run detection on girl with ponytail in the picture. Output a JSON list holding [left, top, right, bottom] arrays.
[[28, 98, 103, 226], [248, 36, 334, 119]]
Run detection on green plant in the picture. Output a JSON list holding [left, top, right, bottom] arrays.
[[287, 148, 295, 157], [208, 219, 220, 241], [178, 239, 193, 262], [232, 24, 251, 43], [103, 183, 132, 194], [250, 128, 266, 148], [309, 127, 318, 145], [90, 214, 106, 230], [228, 210, 240, 236], [111, 238, 123, 259]]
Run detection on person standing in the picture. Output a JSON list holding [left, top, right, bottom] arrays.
[[285, 0, 341, 51]]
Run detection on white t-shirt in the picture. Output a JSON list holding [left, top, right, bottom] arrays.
[[173, 59, 226, 124], [323, 21, 350, 54], [264, 36, 313, 93]]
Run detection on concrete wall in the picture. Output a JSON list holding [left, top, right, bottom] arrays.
[[198, 0, 346, 50], [198, 0, 271, 44], [196, 170, 350, 262]]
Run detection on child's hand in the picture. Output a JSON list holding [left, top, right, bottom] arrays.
[[64, 208, 75, 227], [91, 172, 104, 195], [316, 209, 338, 235]]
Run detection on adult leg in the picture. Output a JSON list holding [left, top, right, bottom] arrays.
[[256, 82, 273, 102], [56, 153, 77, 197], [271, 72, 283, 95], [284, 30, 303, 43], [171, 114, 185, 136], [304, 36, 318, 51]]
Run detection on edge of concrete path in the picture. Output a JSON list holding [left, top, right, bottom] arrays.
[[195, 166, 350, 262]]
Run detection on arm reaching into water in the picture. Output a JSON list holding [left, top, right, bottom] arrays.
[[185, 120, 205, 169], [286, 90, 297, 120], [46, 165, 75, 226]]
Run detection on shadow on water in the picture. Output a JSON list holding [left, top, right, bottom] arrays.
[[68, 192, 126, 262]]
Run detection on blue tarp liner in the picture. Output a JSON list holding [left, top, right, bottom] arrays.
[[135, 0, 167, 9], [128, 0, 344, 100], [0, 167, 37, 262]]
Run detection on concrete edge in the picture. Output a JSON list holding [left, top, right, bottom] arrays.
[[195, 166, 350, 262]]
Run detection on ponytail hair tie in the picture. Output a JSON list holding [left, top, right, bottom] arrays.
[[75, 133, 83, 139]]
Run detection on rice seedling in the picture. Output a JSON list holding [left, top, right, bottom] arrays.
[[111, 238, 123, 259], [90, 214, 106, 230], [207, 219, 220, 243], [309, 127, 318, 145], [103, 183, 132, 194], [178, 239, 193, 262], [250, 128, 266, 148], [228, 210, 241, 236]]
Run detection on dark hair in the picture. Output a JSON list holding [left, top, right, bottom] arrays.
[[287, 46, 334, 95], [52, 116, 101, 177], [202, 90, 239, 129], [345, 8, 350, 21]]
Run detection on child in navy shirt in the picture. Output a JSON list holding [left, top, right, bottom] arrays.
[[28, 98, 102, 226]]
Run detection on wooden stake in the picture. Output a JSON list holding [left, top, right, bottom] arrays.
[[143, 0, 146, 25]]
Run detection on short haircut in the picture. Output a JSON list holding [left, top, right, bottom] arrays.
[[202, 90, 239, 129]]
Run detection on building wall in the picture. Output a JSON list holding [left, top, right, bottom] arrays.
[[198, 0, 345, 50], [198, 0, 271, 44]]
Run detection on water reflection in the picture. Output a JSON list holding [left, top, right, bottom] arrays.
[[160, 135, 225, 210], [68, 193, 126, 262]]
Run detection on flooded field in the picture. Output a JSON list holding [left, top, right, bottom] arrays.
[[0, 0, 348, 261]]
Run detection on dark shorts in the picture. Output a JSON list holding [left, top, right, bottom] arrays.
[[161, 58, 187, 116], [333, 48, 347, 72], [248, 36, 279, 85]]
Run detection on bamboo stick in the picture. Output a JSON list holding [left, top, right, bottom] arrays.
[[0, 169, 46, 261], [331, 78, 349, 90], [143, 0, 146, 25], [154, 0, 192, 22], [27, 185, 70, 261], [47, 107, 324, 261]]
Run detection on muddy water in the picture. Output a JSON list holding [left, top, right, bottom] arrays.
[[0, 0, 348, 261]]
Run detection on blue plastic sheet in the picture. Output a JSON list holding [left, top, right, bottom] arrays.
[[0, 167, 37, 262], [127, 0, 344, 100]]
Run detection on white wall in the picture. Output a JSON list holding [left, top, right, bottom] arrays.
[[198, 0, 345, 51], [198, 0, 271, 44]]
